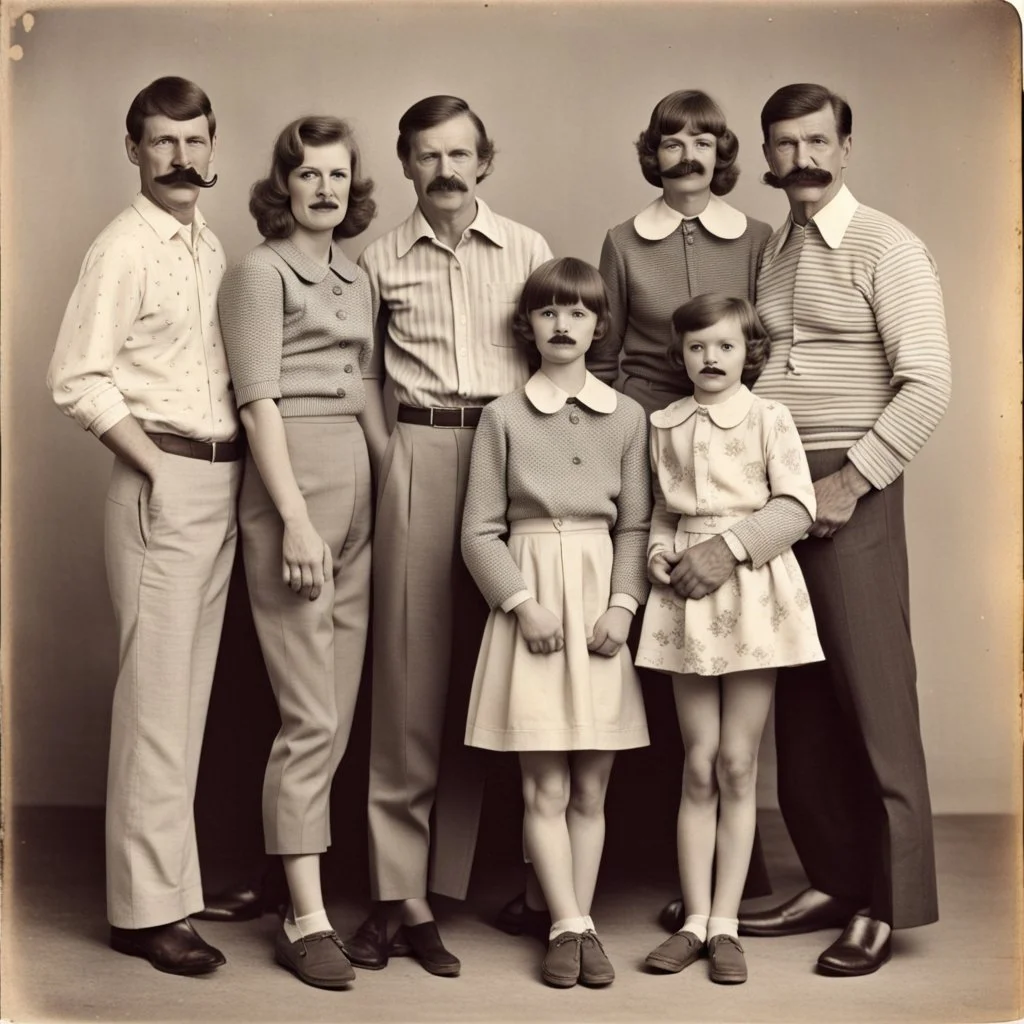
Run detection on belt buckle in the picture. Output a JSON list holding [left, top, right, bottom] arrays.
[[209, 440, 217, 463]]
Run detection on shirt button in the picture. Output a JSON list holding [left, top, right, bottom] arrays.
[[698, 406, 708, 416], [336, 387, 346, 398], [336, 310, 347, 320], [686, 236, 694, 245], [569, 412, 580, 425], [344, 364, 353, 373], [572, 456, 582, 465], [333, 285, 343, 295]]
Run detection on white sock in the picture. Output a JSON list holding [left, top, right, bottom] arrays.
[[581, 914, 596, 934], [549, 915, 589, 939], [707, 915, 739, 939], [679, 914, 709, 942], [284, 908, 332, 942]]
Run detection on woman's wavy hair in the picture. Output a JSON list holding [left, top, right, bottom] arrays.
[[668, 293, 772, 391], [511, 258, 611, 371], [635, 89, 739, 196], [249, 116, 376, 241]]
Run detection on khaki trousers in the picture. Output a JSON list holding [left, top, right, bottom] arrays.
[[104, 454, 240, 929], [367, 422, 490, 901], [239, 417, 372, 854]]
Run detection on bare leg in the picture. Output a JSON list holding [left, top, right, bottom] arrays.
[[520, 752, 580, 923], [566, 750, 616, 916], [709, 668, 776, 924], [672, 673, 723, 924]]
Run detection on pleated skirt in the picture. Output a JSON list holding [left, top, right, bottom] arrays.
[[465, 518, 650, 752]]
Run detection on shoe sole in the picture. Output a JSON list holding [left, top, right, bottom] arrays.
[[110, 940, 225, 976], [815, 948, 892, 977], [579, 973, 615, 987], [274, 951, 354, 989], [738, 918, 850, 938], [710, 970, 747, 984], [541, 969, 578, 988], [416, 959, 461, 977], [645, 952, 701, 974], [348, 956, 388, 971]]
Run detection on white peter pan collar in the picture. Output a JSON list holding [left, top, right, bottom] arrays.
[[650, 384, 755, 430], [633, 194, 748, 241], [525, 370, 618, 415]]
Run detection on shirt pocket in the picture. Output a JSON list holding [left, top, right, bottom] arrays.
[[485, 281, 523, 347]]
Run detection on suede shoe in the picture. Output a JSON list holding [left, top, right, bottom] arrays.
[[644, 930, 705, 973], [739, 888, 861, 937], [345, 914, 392, 970], [708, 934, 747, 984], [403, 920, 461, 977], [579, 930, 615, 986], [495, 891, 551, 940], [274, 928, 355, 989], [541, 931, 582, 988], [110, 919, 226, 975], [816, 915, 892, 977]]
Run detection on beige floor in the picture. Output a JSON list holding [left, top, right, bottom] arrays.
[[1, 809, 1020, 1024]]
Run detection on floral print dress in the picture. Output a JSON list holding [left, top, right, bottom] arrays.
[[635, 385, 824, 676]]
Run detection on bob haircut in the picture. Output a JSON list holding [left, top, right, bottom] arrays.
[[126, 76, 216, 143], [634, 89, 739, 195], [249, 116, 377, 241], [760, 83, 853, 143], [396, 95, 495, 183], [668, 293, 772, 390], [511, 257, 611, 372]]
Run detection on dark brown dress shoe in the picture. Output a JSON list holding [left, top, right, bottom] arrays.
[[274, 927, 356, 988], [110, 919, 226, 975], [816, 915, 892, 976], [344, 914, 392, 970], [403, 920, 461, 977], [708, 934, 747, 984], [644, 930, 705, 973], [658, 898, 685, 933], [541, 931, 582, 988], [193, 861, 289, 922], [738, 888, 861, 937], [495, 891, 551, 940]]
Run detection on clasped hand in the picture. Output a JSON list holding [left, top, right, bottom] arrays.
[[514, 599, 631, 657], [282, 516, 332, 602], [649, 535, 737, 600]]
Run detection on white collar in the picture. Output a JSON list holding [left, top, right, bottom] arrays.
[[650, 384, 754, 430], [395, 197, 506, 259], [524, 370, 618, 415], [770, 184, 860, 258], [633, 194, 748, 241]]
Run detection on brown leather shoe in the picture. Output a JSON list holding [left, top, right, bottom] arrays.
[[541, 931, 582, 988], [194, 861, 289, 923], [708, 934, 747, 984], [495, 892, 551, 940], [579, 931, 615, 986], [344, 913, 392, 970], [739, 888, 861, 937], [816, 915, 892, 976], [402, 920, 461, 977], [644, 930, 705, 973], [658, 898, 686, 933], [109, 919, 226, 975], [274, 928, 355, 988]]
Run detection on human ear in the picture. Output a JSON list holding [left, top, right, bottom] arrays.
[[125, 134, 140, 167]]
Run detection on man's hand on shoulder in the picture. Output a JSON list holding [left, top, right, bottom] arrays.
[[810, 461, 872, 538]]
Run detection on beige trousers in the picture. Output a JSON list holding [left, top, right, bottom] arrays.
[[104, 454, 240, 929], [367, 422, 491, 901], [239, 417, 372, 854]]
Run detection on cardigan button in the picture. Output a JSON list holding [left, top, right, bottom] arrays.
[[336, 387, 347, 398], [569, 412, 580, 425], [572, 456, 582, 465], [338, 341, 348, 348], [332, 285, 343, 295], [344, 364, 353, 373], [336, 310, 347, 319]]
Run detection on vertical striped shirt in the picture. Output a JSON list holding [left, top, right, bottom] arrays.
[[48, 193, 238, 441], [357, 198, 552, 408], [754, 186, 951, 489]]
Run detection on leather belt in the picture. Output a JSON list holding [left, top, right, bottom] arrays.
[[397, 404, 486, 428], [148, 432, 244, 463]]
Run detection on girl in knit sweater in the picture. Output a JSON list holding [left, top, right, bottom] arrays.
[[461, 257, 651, 989]]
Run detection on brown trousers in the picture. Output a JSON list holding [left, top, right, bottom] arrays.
[[366, 423, 490, 901], [775, 449, 938, 929], [239, 417, 372, 855]]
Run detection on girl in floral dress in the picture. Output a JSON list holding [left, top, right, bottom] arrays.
[[636, 293, 823, 984]]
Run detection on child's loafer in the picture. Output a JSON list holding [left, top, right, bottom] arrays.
[[644, 930, 705, 973], [579, 930, 615, 986], [541, 931, 582, 987], [708, 934, 747, 984]]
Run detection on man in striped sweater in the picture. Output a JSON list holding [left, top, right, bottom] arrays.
[[740, 83, 951, 976]]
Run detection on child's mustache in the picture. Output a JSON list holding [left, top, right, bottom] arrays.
[[153, 166, 218, 188], [661, 159, 706, 179]]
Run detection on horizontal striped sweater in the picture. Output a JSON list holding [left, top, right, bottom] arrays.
[[754, 189, 951, 488]]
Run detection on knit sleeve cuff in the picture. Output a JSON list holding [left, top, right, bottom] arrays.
[[846, 431, 902, 490], [233, 379, 283, 409]]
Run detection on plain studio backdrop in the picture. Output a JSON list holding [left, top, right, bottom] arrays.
[[1, 0, 1020, 839]]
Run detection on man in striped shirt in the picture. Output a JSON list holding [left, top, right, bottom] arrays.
[[344, 95, 553, 975], [741, 83, 951, 977]]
